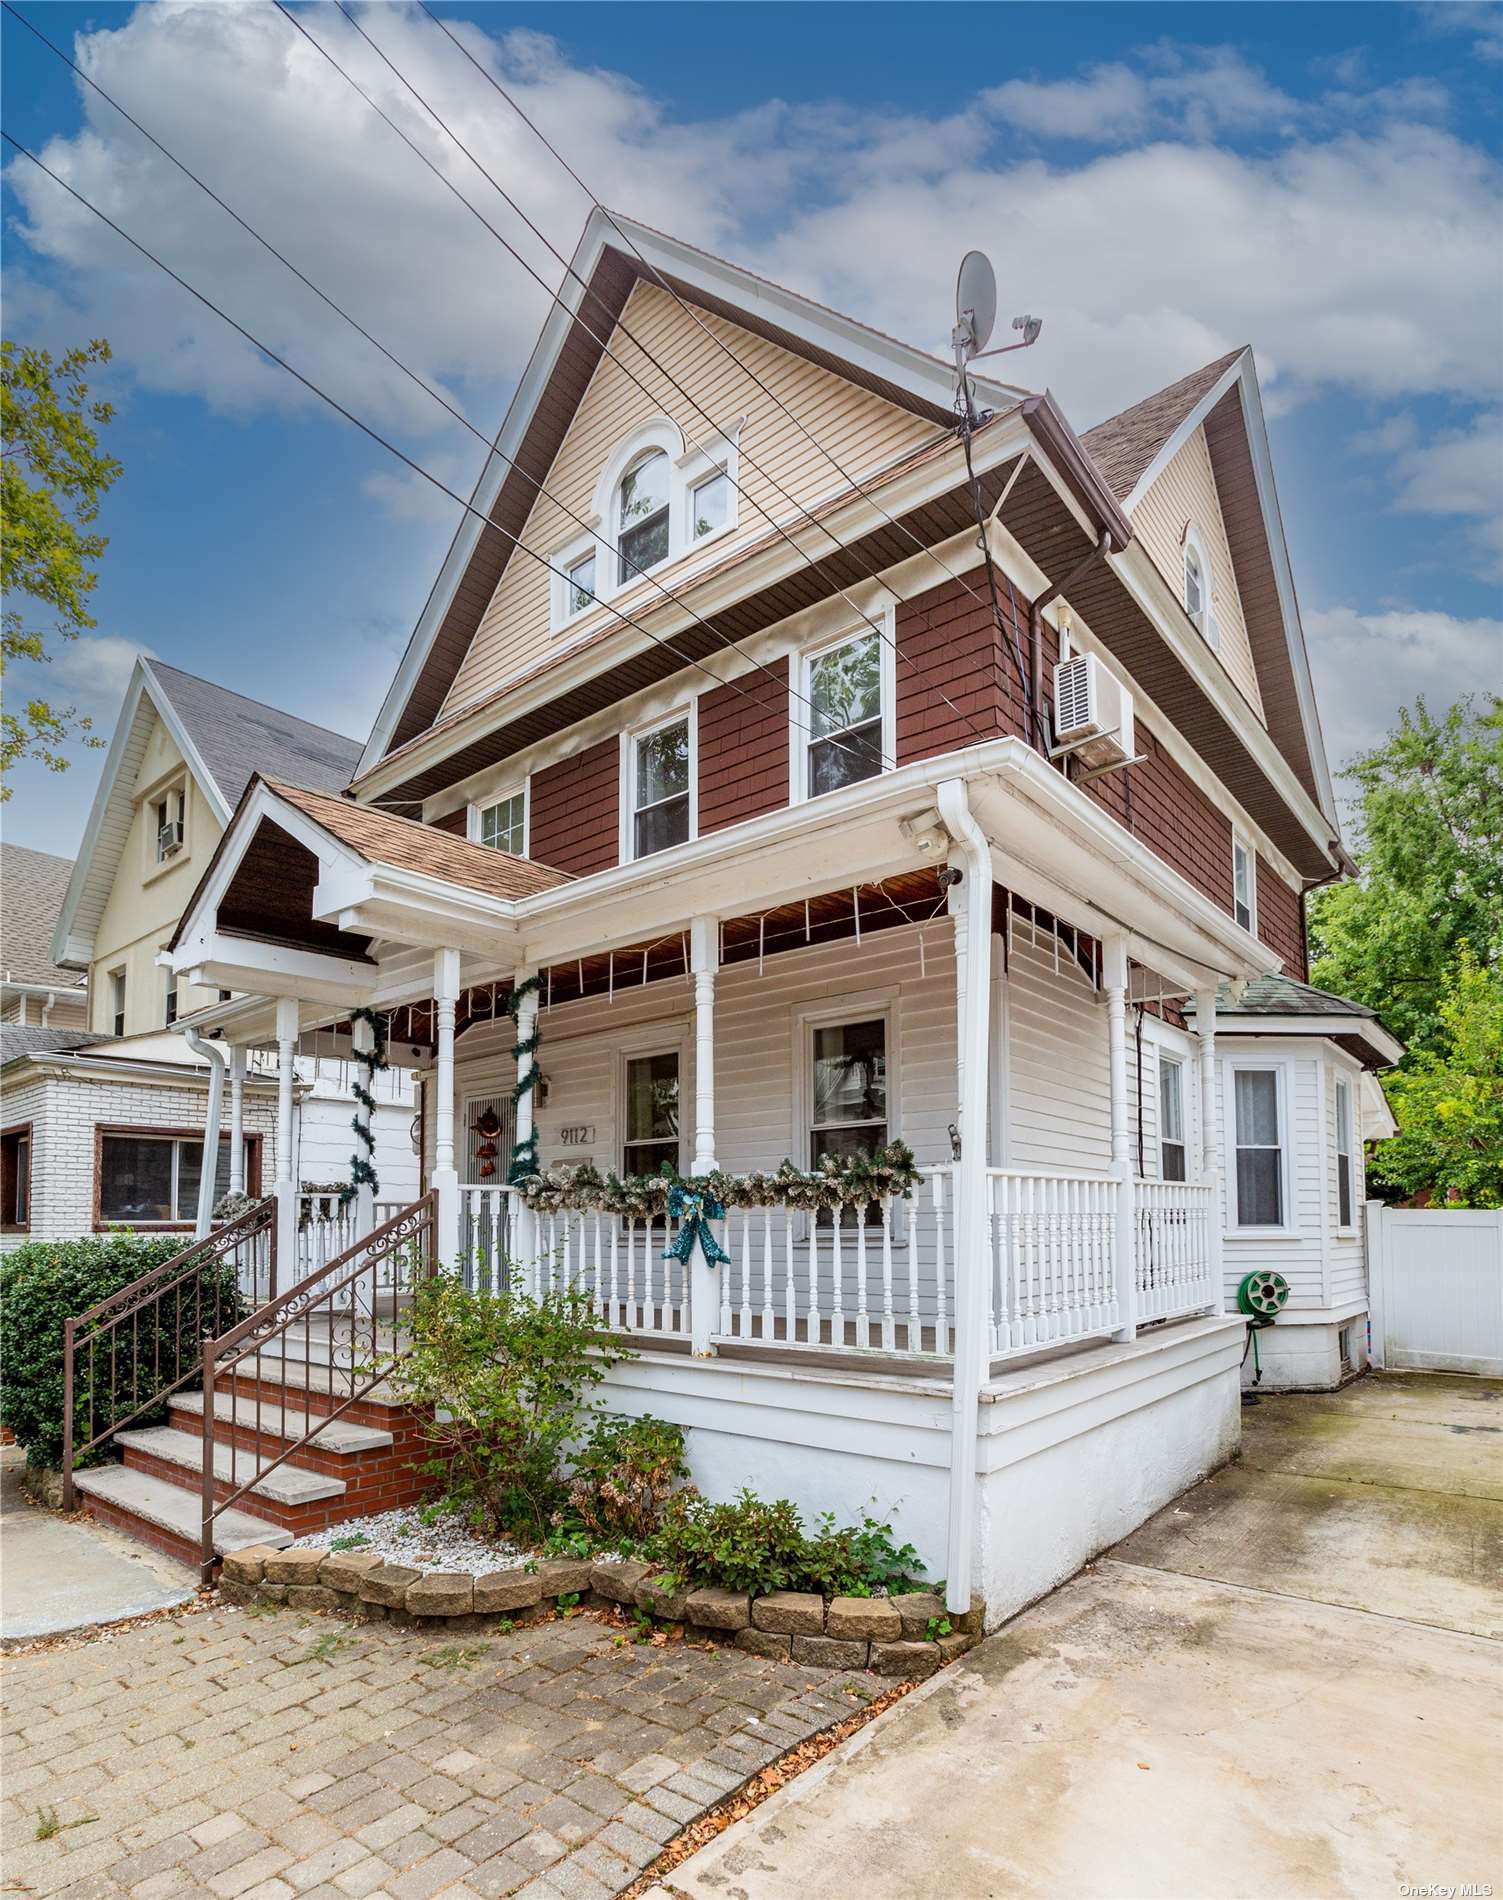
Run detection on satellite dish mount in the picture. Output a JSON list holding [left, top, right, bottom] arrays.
[[952, 248, 1043, 400]]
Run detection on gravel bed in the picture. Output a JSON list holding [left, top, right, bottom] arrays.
[[289, 1504, 529, 1577]]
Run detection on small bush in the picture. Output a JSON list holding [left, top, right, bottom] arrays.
[[558, 1413, 689, 1549], [648, 1489, 926, 1598], [386, 1276, 631, 1541], [0, 1235, 242, 1468]]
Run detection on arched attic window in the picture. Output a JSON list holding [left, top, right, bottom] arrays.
[[1183, 528, 1218, 649], [616, 448, 671, 584]]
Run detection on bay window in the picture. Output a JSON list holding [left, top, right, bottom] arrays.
[[1335, 1077, 1354, 1229], [1233, 1068, 1284, 1228]]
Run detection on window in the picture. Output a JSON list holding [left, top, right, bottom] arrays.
[[691, 470, 731, 541], [1335, 1077, 1353, 1229], [1232, 835, 1256, 933], [153, 787, 185, 863], [1, 1127, 31, 1230], [617, 449, 670, 584], [810, 1018, 888, 1223], [109, 968, 126, 1039], [164, 973, 178, 1028], [566, 551, 596, 617], [98, 1132, 244, 1225], [478, 790, 526, 857], [630, 714, 692, 858], [1184, 542, 1205, 630], [806, 632, 885, 797], [623, 1052, 680, 1177], [1233, 1069, 1284, 1227], [1158, 1057, 1187, 1182]]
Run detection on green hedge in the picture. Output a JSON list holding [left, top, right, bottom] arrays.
[[0, 1235, 243, 1469]]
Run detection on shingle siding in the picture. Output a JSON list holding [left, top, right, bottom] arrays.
[[1256, 856, 1307, 979], [698, 661, 789, 835], [529, 737, 620, 877]]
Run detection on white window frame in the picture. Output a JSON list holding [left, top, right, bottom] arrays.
[[791, 993, 900, 1235], [1232, 830, 1257, 935], [109, 967, 126, 1039], [1224, 1058, 1294, 1236], [616, 1027, 688, 1180], [1158, 1054, 1188, 1183], [549, 534, 601, 634], [790, 613, 897, 805], [145, 779, 188, 875], [164, 970, 178, 1029], [1183, 527, 1218, 650], [1334, 1073, 1355, 1234], [469, 781, 530, 858], [619, 703, 697, 863]]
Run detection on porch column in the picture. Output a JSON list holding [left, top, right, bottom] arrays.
[[273, 996, 299, 1293], [350, 1012, 377, 1240], [1193, 985, 1225, 1308], [1103, 935, 1137, 1342], [432, 947, 461, 1270], [512, 966, 540, 1286], [689, 917, 719, 1356], [227, 1047, 247, 1195]]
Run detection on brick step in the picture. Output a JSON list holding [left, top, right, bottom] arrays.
[[114, 1427, 347, 1506], [169, 1390, 394, 1455], [228, 1356, 408, 1405], [73, 1465, 292, 1565]]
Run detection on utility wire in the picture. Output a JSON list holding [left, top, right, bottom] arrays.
[[1, 2, 884, 781], [282, 0, 996, 753]]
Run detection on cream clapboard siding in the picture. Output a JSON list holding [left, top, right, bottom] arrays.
[[442, 282, 940, 715], [1132, 424, 1264, 722], [1002, 930, 1111, 1175]]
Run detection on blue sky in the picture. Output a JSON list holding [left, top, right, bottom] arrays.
[[3, 0, 1500, 853]]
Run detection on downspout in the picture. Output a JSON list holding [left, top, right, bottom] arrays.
[[936, 777, 993, 1619], [182, 1026, 227, 1240], [1027, 530, 1114, 752]]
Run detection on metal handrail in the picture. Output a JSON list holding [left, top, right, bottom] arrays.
[[196, 1193, 436, 1583], [61, 1198, 276, 1511]]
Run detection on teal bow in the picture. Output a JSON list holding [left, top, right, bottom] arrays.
[[664, 1182, 731, 1267]]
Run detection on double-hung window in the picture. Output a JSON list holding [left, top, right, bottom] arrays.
[[1233, 1069, 1284, 1227], [1158, 1057, 1187, 1182], [617, 449, 671, 584], [690, 470, 731, 541], [478, 790, 526, 856], [806, 632, 885, 797], [566, 551, 596, 617], [109, 968, 126, 1038], [809, 1017, 888, 1224], [1335, 1077, 1354, 1229], [630, 715, 691, 858], [1232, 834, 1256, 933], [153, 787, 185, 863], [623, 1052, 680, 1177], [164, 974, 178, 1028]]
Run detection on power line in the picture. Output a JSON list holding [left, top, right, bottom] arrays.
[[281, 0, 996, 754], [1, 2, 886, 780]]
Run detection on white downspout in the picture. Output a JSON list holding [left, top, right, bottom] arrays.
[[182, 1027, 227, 1240], [936, 777, 993, 1620]]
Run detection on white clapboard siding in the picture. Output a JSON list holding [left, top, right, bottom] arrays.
[[1219, 1046, 1328, 1310], [1003, 931, 1111, 1176]]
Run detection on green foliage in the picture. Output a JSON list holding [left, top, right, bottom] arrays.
[[387, 1276, 630, 1541], [1370, 950, 1503, 1207], [648, 1489, 926, 1598], [0, 1235, 242, 1468], [924, 1615, 952, 1643], [0, 338, 121, 790], [327, 1533, 370, 1551], [520, 1142, 922, 1216], [558, 1413, 689, 1549]]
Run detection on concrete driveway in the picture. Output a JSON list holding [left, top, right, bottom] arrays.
[[657, 1372, 1503, 1900]]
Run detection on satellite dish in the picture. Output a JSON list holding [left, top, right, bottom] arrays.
[[954, 250, 997, 360]]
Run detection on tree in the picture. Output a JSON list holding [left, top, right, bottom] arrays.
[[1, 337, 122, 794], [1309, 697, 1503, 1058]]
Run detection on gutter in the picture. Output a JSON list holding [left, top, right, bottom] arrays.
[[180, 1026, 227, 1239], [1019, 394, 1134, 551]]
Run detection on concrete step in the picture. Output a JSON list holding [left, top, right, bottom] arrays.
[[232, 1356, 407, 1405], [115, 1427, 346, 1505], [73, 1465, 292, 1555], [170, 1390, 394, 1454]]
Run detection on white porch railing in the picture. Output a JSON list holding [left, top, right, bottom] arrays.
[[297, 1192, 408, 1285], [987, 1168, 1120, 1358], [1134, 1179, 1217, 1323]]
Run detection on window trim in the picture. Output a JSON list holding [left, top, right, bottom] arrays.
[[616, 1031, 688, 1180], [93, 1124, 263, 1232], [1232, 830, 1257, 935], [619, 703, 697, 864], [614, 445, 673, 588], [1224, 1059, 1293, 1236], [1157, 1053, 1188, 1183], [143, 775, 189, 881], [791, 613, 897, 805], [108, 966, 126, 1039], [1, 1122, 32, 1233], [469, 781, 530, 858], [164, 970, 179, 1028], [1183, 527, 1218, 650], [1334, 1073, 1355, 1234], [793, 995, 899, 1234]]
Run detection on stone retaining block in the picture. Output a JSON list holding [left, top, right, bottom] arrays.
[[826, 1596, 902, 1642], [750, 1590, 824, 1634]]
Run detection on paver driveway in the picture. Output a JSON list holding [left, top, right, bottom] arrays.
[[0, 1604, 857, 1899]]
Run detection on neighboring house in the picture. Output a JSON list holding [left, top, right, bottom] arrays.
[[1, 845, 89, 1030], [0, 659, 416, 1252], [116, 215, 1396, 1613]]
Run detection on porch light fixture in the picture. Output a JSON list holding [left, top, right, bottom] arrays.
[[899, 807, 949, 856]]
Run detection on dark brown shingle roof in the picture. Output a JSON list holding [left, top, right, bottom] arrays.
[[1081, 350, 1245, 501], [1, 844, 87, 990]]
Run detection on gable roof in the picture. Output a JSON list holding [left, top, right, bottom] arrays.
[[359, 207, 1030, 773], [1081, 350, 1244, 503], [50, 657, 364, 970], [1, 844, 86, 990]]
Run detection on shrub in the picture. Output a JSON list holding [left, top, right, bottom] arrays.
[[0, 1234, 242, 1468], [648, 1488, 926, 1598], [386, 1276, 630, 1541], [558, 1413, 689, 1549]]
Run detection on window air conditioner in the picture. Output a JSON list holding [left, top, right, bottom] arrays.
[[158, 822, 183, 859], [1053, 651, 1135, 770]]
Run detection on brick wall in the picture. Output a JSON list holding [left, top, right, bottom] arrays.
[[699, 659, 789, 835], [530, 737, 619, 876], [1256, 854, 1308, 978]]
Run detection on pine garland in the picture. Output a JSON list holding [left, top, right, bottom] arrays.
[[517, 1141, 922, 1216], [344, 1006, 390, 1204], [506, 975, 545, 1187]]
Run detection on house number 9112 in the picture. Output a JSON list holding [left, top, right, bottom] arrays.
[[557, 1124, 595, 1147]]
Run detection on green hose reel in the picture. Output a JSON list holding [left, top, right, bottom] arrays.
[[1237, 1271, 1289, 1386]]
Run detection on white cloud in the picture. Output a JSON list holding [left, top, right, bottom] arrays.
[[1305, 604, 1503, 771], [1356, 410, 1503, 580]]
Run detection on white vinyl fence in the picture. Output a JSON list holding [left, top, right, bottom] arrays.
[[1367, 1202, 1503, 1377]]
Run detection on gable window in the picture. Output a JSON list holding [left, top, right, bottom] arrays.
[[1158, 1057, 1187, 1182], [617, 449, 671, 584], [805, 631, 887, 798], [153, 787, 185, 863], [623, 1052, 680, 1176], [1183, 530, 1217, 647], [691, 470, 731, 541], [1232, 834, 1256, 933], [566, 551, 596, 617], [477, 789, 527, 857], [629, 713, 692, 859], [98, 1131, 252, 1226], [164, 973, 179, 1028], [109, 968, 126, 1039], [1, 1126, 31, 1231], [1335, 1077, 1354, 1229], [1233, 1068, 1284, 1228]]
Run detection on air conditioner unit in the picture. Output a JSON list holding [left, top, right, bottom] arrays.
[[1053, 651, 1135, 770], [158, 822, 183, 859]]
